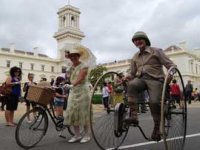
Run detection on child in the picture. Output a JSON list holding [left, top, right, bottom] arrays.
[[102, 82, 110, 113], [54, 76, 66, 117], [23, 73, 37, 122]]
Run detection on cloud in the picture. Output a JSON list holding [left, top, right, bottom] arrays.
[[0, 0, 200, 64]]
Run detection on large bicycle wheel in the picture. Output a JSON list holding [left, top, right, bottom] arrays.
[[90, 71, 128, 150], [161, 67, 187, 150], [49, 102, 85, 137], [15, 106, 48, 149], [65, 125, 84, 136]]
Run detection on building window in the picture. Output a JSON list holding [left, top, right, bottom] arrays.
[[196, 64, 198, 74], [190, 61, 194, 73], [19, 62, 23, 69], [71, 16, 76, 27], [6, 60, 11, 68], [62, 16, 66, 27], [62, 66, 67, 73], [51, 66, 54, 73], [41, 65, 45, 71], [199, 65, 200, 73], [30, 63, 34, 70]]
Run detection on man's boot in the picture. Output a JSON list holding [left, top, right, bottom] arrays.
[[151, 121, 161, 141], [124, 100, 138, 125], [149, 102, 161, 141]]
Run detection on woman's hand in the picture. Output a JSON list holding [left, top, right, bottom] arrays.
[[13, 82, 21, 85], [64, 84, 73, 89]]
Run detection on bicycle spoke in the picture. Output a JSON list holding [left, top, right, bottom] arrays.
[[15, 107, 48, 149]]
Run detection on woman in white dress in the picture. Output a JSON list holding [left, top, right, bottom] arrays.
[[64, 45, 94, 143]]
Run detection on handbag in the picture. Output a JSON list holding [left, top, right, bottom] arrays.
[[0, 82, 12, 96]]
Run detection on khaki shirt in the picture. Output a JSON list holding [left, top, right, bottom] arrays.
[[130, 46, 176, 79]]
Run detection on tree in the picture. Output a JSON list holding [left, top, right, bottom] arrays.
[[88, 65, 107, 86]]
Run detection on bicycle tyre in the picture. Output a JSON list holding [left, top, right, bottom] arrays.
[[67, 125, 84, 136], [15, 106, 49, 149], [90, 71, 128, 150], [161, 67, 187, 150]]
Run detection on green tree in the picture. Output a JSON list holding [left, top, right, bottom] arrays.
[[88, 65, 107, 86]]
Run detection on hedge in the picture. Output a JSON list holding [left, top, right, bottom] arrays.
[[92, 94, 102, 104]]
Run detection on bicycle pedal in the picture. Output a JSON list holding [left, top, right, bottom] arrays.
[[59, 135, 66, 139], [57, 116, 64, 121]]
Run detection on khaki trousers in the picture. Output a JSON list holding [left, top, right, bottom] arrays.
[[127, 78, 163, 122]]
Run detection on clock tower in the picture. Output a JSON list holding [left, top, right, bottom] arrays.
[[54, 4, 85, 59]]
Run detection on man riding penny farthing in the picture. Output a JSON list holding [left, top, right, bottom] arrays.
[[90, 31, 187, 150]]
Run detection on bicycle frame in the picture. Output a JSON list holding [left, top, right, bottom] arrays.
[[114, 102, 152, 141], [35, 100, 65, 132]]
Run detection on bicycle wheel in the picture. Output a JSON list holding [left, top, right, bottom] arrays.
[[15, 106, 48, 149], [161, 67, 187, 150], [90, 71, 128, 150], [66, 125, 84, 136]]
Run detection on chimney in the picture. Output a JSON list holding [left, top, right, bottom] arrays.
[[33, 47, 39, 56], [10, 43, 15, 53], [179, 41, 187, 50]]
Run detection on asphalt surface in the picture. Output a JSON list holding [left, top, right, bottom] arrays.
[[0, 102, 200, 150]]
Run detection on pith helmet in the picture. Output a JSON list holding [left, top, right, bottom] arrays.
[[132, 31, 151, 46]]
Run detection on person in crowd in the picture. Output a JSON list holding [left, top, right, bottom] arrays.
[[88, 82, 93, 92], [185, 80, 193, 104], [115, 73, 124, 86], [5, 66, 22, 127], [23, 73, 37, 122], [113, 73, 125, 104], [170, 79, 181, 106], [107, 81, 113, 105], [0, 95, 6, 111], [50, 78, 55, 86], [193, 88, 199, 101], [53, 76, 66, 117], [53, 73, 70, 110], [125, 31, 176, 141], [136, 91, 148, 113], [64, 46, 92, 143], [37, 77, 51, 87], [102, 82, 110, 113]]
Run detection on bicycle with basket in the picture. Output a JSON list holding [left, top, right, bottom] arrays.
[[15, 85, 75, 149]]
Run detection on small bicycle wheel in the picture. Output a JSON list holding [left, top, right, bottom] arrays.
[[15, 106, 48, 149], [90, 71, 128, 150], [161, 67, 187, 150]]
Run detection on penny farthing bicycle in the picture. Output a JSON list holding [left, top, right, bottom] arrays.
[[90, 66, 187, 150]]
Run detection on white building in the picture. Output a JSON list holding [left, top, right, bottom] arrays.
[[102, 42, 200, 89], [0, 4, 92, 84]]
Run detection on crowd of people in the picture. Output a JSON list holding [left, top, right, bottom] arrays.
[[0, 31, 199, 145], [101, 74, 149, 114], [0, 45, 93, 144]]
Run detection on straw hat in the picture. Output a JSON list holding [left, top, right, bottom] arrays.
[[64, 44, 90, 61], [63, 44, 96, 69]]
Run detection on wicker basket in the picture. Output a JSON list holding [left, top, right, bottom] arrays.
[[26, 85, 55, 106]]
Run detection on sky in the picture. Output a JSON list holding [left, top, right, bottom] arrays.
[[0, 0, 200, 64]]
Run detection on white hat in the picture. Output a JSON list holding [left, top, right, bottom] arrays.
[[64, 44, 90, 61], [63, 44, 97, 68]]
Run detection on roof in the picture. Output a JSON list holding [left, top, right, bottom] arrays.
[[164, 45, 183, 52]]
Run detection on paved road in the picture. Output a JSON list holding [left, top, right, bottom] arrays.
[[0, 102, 200, 150]]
